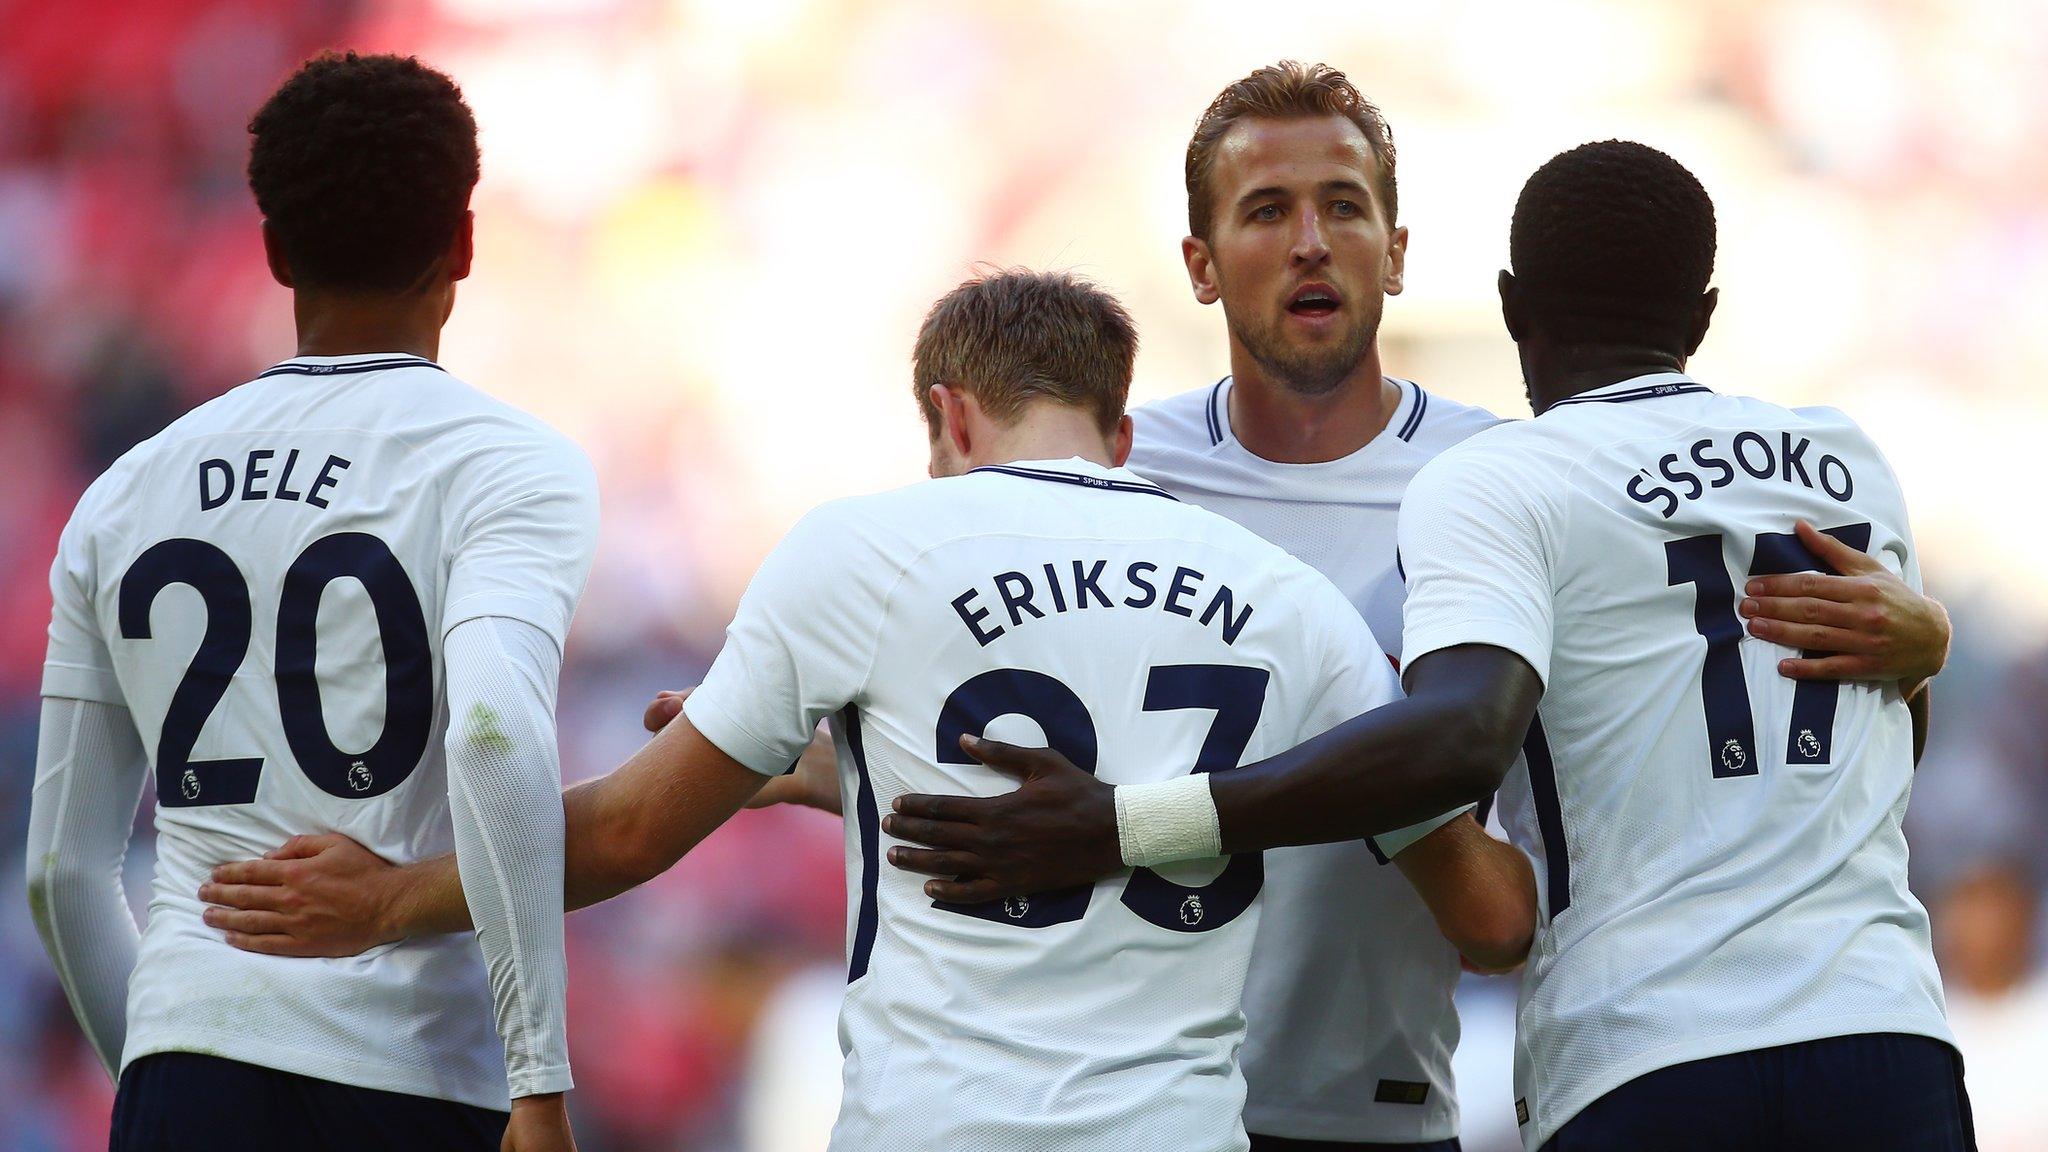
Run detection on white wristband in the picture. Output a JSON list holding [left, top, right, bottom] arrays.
[[1114, 775, 1223, 868]]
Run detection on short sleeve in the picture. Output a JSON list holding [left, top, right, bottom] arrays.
[[1398, 442, 1561, 687], [683, 503, 890, 777], [442, 433, 601, 649], [41, 491, 123, 704]]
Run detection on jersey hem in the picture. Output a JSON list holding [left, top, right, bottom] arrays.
[[1402, 621, 1550, 689], [1521, 1011, 1956, 1150], [1241, 1101, 1457, 1143], [122, 1029, 512, 1113], [681, 692, 796, 777], [40, 663, 125, 704], [1369, 803, 1475, 860]]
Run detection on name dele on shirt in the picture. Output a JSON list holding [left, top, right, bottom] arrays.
[[197, 449, 353, 511], [1624, 430, 1855, 519], [951, 560, 1255, 648]]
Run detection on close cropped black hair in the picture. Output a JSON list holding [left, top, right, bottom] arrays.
[[1509, 140, 1716, 353], [247, 52, 480, 293]]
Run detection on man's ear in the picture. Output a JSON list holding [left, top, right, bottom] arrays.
[[1684, 288, 1718, 357], [1383, 225, 1409, 297], [1183, 236, 1220, 306], [447, 210, 475, 282], [1111, 413, 1134, 468], [1497, 269, 1526, 343], [261, 220, 294, 288], [931, 384, 975, 461]]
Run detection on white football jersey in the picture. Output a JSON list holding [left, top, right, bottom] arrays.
[[1398, 373, 1952, 1150], [683, 457, 1415, 1152], [1129, 377, 1502, 1143], [40, 353, 598, 1110]]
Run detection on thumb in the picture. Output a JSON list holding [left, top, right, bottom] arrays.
[[1795, 519, 1876, 576], [957, 733, 1046, 781]]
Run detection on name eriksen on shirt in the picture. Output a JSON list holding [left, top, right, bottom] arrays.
[[951, 560, 1254, 648], [1625, 430, 1854, 519]]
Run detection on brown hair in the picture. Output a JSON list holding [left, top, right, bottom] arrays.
[[913, 268, 1137, 436], [1184, 61, 1398, 240]]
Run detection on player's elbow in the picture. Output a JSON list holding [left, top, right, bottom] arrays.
[[1426, 715, 1519, 806], [1444, 897, 1536, 974]]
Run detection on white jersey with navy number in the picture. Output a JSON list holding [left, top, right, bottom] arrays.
[[39, 353, 598, 1109], [1129, 377, 1503, 1143], [1397, 373, 1952, 1150], [682, 458, 1424, 1152]]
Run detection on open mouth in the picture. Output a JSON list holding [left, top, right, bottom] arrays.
[[1286, 284, 1342, 318]]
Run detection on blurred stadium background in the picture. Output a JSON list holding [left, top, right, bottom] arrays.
[[3, 0, 2047, 1148]]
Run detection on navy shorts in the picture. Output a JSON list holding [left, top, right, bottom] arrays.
[[110, 1052, 508, 1152], [1249, 1135, 1462, 1151], [1541, 1032, 1974, 1152]]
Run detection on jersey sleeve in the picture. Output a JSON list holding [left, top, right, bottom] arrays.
[[1291, 575, 1472, 860], [442, 432, 602, 649], [683, 503, 889, 777], [41, 489, 122, 704], [1398, 440, 1563, 687], [442, 616, 573, 1099]]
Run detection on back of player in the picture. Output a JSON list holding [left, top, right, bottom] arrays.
[[29, 54, 594, 1151], [688, 462, 1400, 1152], [44, 358, 593, 1110], [674, 272, 1410, 1151], [1413, 381, 1952, 1147]]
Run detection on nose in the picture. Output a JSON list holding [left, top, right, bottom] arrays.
[[1290, 210, 1331, 267]]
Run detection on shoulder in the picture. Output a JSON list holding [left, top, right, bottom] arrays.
[[1394, 380, 1508, 452], [1130, 378, 1230, 460]]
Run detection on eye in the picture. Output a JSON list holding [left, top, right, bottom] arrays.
[[1252, 204, 1284, 222], [1330, 199, 1361, 218]]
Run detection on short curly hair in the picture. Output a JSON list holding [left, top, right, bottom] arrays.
[[1509, 140, 1716, 351], [1186, 61, 1397, 241], [247, 52, 480, 292]]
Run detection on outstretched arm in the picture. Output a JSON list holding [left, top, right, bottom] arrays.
[[203, 710, 769, 953], [884, 644, 1540, 903]]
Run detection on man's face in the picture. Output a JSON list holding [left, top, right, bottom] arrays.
[[1188, 115, 1406, 395]]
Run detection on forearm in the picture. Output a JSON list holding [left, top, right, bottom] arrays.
[[1395, 820, 1537, 972], [1211, 649, 1537, 854], [26, 698, 148, 1078]]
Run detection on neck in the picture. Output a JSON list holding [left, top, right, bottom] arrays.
[[292, 289, 446, 361], [1523, 341, 1686, 415], [968, 410, 1115, 470], [1225, 344, 1400, 463]]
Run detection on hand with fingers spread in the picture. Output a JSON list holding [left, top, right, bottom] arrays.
[[199, 833, 408, 958], [644, 688, 840, 814], [884, 734, 1121, 903], [1738, 519, 1949, 695]]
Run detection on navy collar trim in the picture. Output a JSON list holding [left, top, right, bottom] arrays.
[[1548, 380, 1709, 408], [1205, 377, 1228, 446], [970, 464, 1180, 501], [1396, 380, 1429, 441], [257, 355, 444, 380]]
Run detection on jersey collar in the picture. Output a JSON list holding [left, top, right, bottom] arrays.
[[1206, 375, 1432, 452], [257, 352, 445, 380], [1545, 371, 1708, 409], [968, 457, 1180, 501]]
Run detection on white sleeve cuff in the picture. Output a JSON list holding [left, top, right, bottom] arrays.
[[1369, 803, 1477, 862], [681, 692, 804, 778], [1400, 619, 1551, 690]]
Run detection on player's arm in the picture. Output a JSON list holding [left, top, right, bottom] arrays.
[[25, 696, 150, 1078], [27, 504, 150, 1080], [1389, 813, 1537, 973], [887, 445, 1553, 900], [1739, 519, 1947, 700], [888, 646, 1537, 899]]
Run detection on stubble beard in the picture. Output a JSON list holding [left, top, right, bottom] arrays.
[[1227, 300, 1381, 397]]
